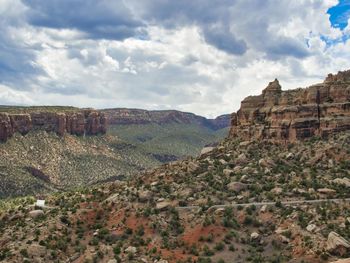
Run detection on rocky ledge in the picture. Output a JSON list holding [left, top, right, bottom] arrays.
[[0, 109, 107, 142], [230, 70, 350, 142]]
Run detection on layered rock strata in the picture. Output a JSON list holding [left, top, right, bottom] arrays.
[[0, 110, 107, 142], [229, 70, 350, 141]]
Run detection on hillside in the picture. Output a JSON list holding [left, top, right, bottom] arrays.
[[0, 131, 349, 262], [0, 132, 157, 198], [105, 109, 230, 163], [0, 70, 350, 262], [108, 123, 229, 162]]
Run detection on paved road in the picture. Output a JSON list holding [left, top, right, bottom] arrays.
[[176, 198, 350, 211]]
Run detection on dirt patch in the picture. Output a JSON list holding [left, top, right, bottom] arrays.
[[182, 224, 226, 245]]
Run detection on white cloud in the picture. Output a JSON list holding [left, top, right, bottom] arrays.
[[0, 0, 349, 118], [0, 84, 34, 105]]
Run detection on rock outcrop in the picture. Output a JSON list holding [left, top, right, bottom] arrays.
[[229, 70, 350, 142], [327, 231, 350, 256], [0, 109, 107, 142]]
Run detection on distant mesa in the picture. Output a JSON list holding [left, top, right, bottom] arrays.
[[230, 69, 350, 142], [101, 108, 230, 130], [0, 109, 107, 142]]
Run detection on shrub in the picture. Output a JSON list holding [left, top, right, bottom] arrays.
[[214, 242, 225, 251], [20, 249, 28, 257]]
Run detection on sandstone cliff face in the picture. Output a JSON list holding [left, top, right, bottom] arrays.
[[0, 110, 107, 142], [229, 70, 350, 141]]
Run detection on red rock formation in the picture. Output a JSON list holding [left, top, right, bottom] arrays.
[[85, 111, 107, 135], [0, 110, 107, 142], [56, 113, 66, 136], [0, 113, 13, 142], [10, 114, 32, 135], [66, 113, 85, 136], [100, 113, 107, 134], [31, 112, 67, 135], [229, 70, 350, 142]]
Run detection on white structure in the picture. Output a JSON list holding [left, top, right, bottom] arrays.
[[35, 200, 45, 207]]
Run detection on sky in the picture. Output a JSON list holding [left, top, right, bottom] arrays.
[[0, 0, 350, 118]]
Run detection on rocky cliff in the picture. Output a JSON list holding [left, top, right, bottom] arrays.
[[229, 70, 350, 142], [102, 109, 230, 130], [0, 109, 107, 142]]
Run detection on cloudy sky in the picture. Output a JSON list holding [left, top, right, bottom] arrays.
[[0, 0, 350, 117]]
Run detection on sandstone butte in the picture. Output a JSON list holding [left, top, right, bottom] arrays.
[[0, 109, 107, 142], [230, 69, 350, 142]]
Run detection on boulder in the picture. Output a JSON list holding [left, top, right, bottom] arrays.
[[27, 244, 46, 257], [187, 162, 199, 172], [227, 182, 248, 192], [317, 188, 336, 195], [250, 232, 260, 240], [105, 193, 119, 203], [214, 208, 225, 216], [156, 201, 172, 211], [286, 153, 294, 159], [233, 166, 242, 174], [271, 187, 283, 195], [280, 235, 290, 244], [29, 210, 44, 219], [236, 154, 248, 164], [260, 205, 267, 213], [239, 141, 250, 147], [200, 147, 215, 155], [258, 158, 275, 168], [150, 181, 159, 187], [138, 190, 152, 202], [223, 169, 234, 176], [333, 178, 350, 187], [178, 188, 192, 198], [306, 224, 317, 233], [327, 231, 350, 256], [125, 246, 137, 254], [219, 159, 227, 165]]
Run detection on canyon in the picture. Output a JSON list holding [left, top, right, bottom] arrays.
[[230, 70, 350, 142], [0, 107, 229, 198], [0, 108, 230, 143], [1, 70, 350, 262]]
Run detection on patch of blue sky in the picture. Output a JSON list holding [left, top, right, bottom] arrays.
[[321, 34, 350, 48], [320, 1, 350, 47], [327, 0, 350, 30]]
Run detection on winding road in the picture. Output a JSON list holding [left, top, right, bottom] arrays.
[[176, 198, 350, 211]]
